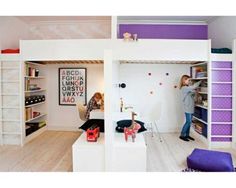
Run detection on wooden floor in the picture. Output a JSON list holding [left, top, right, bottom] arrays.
[[145, 132, 236, 172], [0, 131, 81, 172], [0, 131, 236, 172]]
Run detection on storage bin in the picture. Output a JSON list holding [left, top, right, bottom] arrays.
[[202, 123, 207, 138], [194, 107, 207, 122], [194, 107, 201, 119], [201, 108, 208, 122]]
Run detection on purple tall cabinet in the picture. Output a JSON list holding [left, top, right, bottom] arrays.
[[210, 54, 233, 146]]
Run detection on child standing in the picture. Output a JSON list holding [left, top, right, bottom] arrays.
[[179, 75, 201, 142]]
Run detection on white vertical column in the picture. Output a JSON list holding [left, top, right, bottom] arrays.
[[232, 39, 236, 149], [111, 16, 118, 39], [207, 39, 212, 149], [20, 59, 25, 146], [104, 49, 113, 171], [0, 56, 3, 145]]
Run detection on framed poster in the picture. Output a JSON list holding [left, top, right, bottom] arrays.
[[59, 68, 87, 106]]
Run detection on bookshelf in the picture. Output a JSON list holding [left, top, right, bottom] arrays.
[[0, 54, 22, 145], [24, 61, 47, 143], [190, 61, 209, 141]]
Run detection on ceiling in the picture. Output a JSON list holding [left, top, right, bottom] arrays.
[[16, 16, 217, 24], [15, 16, 112, 39], [118, 16, 218, 23], [16, 16, 111, 24]]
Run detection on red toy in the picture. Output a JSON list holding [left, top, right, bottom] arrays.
[[1, 49, 20, 54], [86, 125, 100, 142], [124, 112, 141, 142]]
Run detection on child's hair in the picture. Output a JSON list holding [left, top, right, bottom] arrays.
[[179, 75, 191, 89], [93, 92, 103, 99]]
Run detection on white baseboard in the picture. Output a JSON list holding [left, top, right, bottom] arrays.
[[47, 125, 80, 132]]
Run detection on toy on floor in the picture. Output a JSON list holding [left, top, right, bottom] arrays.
[[123, 32, 132, 41], [187, 148, 234, 172], [124, 112, 141, 142], [86, 125, 100, 142]]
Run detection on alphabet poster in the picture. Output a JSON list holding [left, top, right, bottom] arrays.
[[59, 68, 87, 105]]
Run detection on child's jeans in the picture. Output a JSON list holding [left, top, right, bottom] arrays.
[[181, 113, 192, 137]]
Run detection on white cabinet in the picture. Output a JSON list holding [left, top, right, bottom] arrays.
[[72, 132, 105, 172], [111, 133, 146, 171], [0, 54, 23, 145]]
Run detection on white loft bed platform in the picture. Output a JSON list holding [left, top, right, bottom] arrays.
[[0, 54, 21, 61], [20, 39, 210, 62]]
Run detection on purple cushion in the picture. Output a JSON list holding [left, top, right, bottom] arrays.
[[187, 148, 234, 172]]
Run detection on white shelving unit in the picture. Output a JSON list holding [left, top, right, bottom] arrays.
[[190, 61, 209, 144], [24, 61, 47, 144], [0, 54, 23, 145]]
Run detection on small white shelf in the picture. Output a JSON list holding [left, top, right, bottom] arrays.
[[195, 104, 208, 109], [212, 109, 232, 111], [25, 89, 46, 93], [25, 114, 47, 123], [24, 76, 45, 79], [191, 77, 208, 80], [212, 82, 232, 84], [198, 92, 208, 95], [0, 106, 20, 109], [212, 95, 232, 98], [0, 67, 19, 70], [25, 126, 47, 143], [211, 68, 232, 71], [0, 80, 19, 83], [211, 122, 232, 125], [0, 119, 20, 122], [211, 135, 232, 138], [2, 132, 21, 135], [25, 62, 46, 67], [192, 116, 207, 124], [0, 93, 19, 96], [25, 101, 46, 108]]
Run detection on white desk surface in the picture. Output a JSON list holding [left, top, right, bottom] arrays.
[[73, 132, 104, 148], [90, 109, 104, 119]]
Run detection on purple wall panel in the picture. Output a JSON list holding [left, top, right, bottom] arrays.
[[211, 137, 232, 142], [118, 24, 208, 39], [212, 70, 232, 82], [212, 61, 232, 68], [212, 111, 232, 122], [212, 84, 232, 95], [212, 97, 232, 109], [211, 124, 232, 135], [211, 61, 233, 143]]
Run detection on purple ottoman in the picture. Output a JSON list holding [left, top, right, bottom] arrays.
[[187, 148, 234, 172]]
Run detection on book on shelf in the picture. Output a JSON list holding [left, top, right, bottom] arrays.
[[25, 107, 33, 121]]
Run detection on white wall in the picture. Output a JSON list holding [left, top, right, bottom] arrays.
[[46, 64, 104, 130], [119, 63, 190, 132], [208, 16, 236, 49], [0, 17, 30, 49]]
